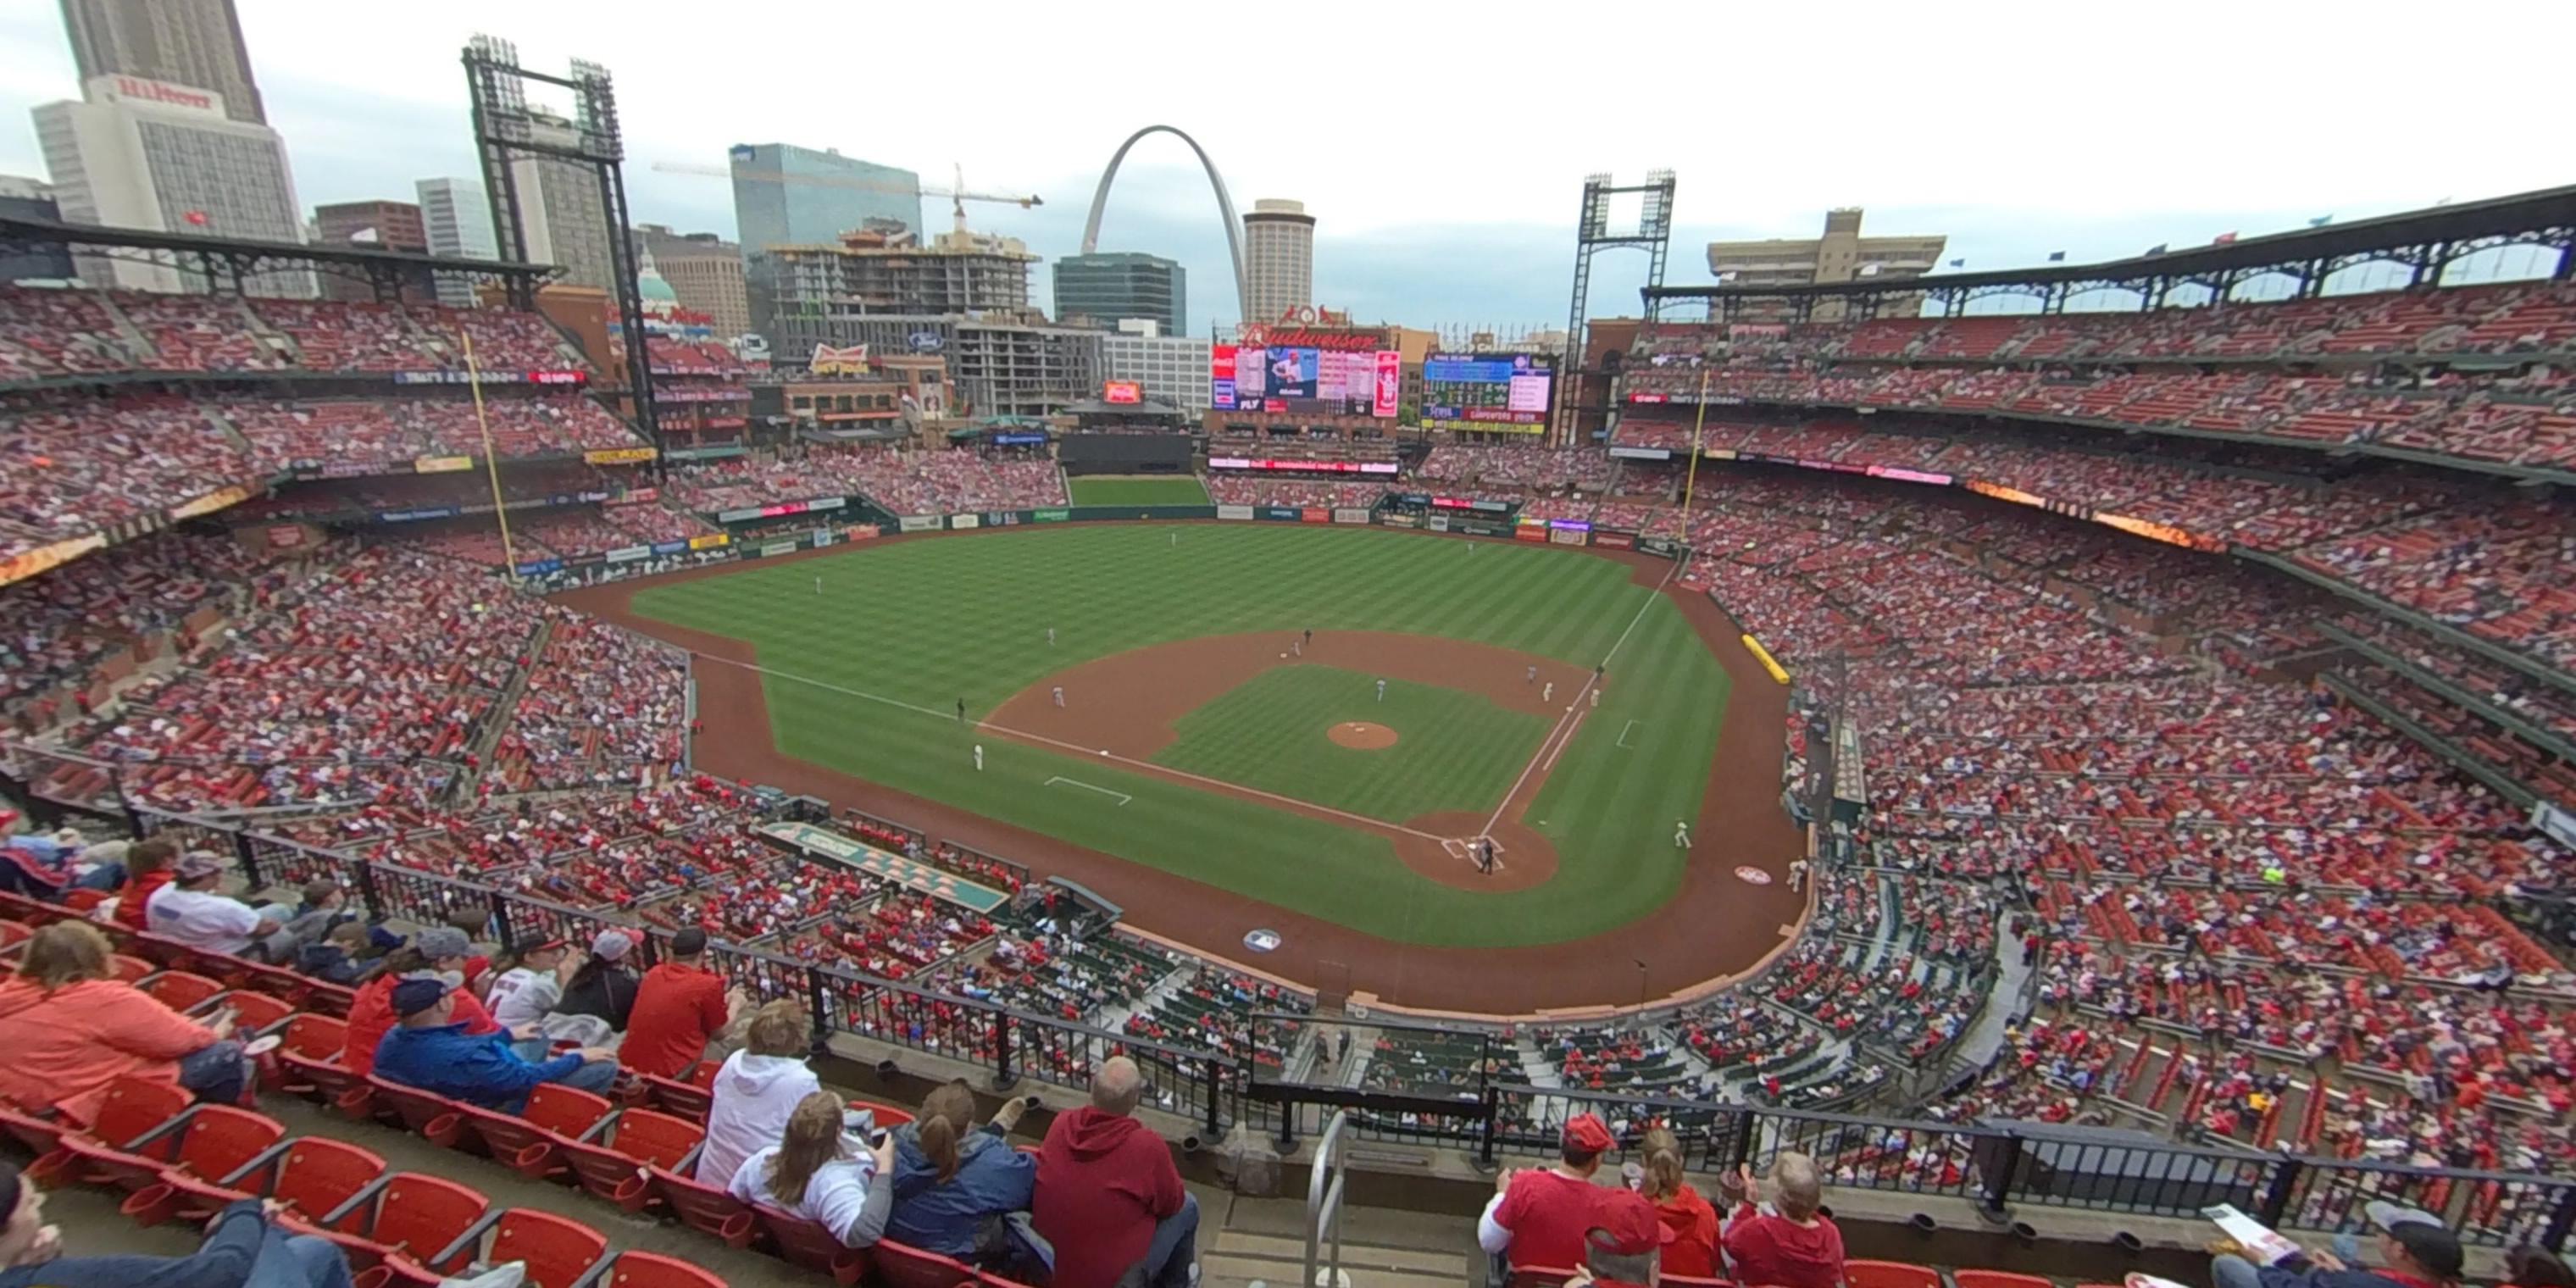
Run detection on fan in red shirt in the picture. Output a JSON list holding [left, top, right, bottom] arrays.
[[623, 927, 746, 1080], [1637, 1128, 1718, 1278], [1575, 1188, 1679, 1288], [110, 838, 179, 932], [1479, 1113, 1616, 1272], [1718, 1152, 1846, 1288]]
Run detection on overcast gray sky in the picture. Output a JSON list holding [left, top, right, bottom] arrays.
[[2, 0, 2568, 330]]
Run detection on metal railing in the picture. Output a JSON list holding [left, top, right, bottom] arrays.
[[1306, 1111, 1352, 1288], [6, 752, 2572, 1249]]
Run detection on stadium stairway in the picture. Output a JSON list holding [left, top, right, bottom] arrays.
[[1195, 1202, 1472, 1288]]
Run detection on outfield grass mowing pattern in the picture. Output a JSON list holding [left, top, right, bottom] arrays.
[[628, 525, 1728, 947], [1066, 475, 1212, 507], [1152, 664, 1550, 822]]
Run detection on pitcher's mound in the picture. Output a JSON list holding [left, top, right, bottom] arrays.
[[1328, 721, 1398, 750]]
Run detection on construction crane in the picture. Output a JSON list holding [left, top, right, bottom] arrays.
[[651, 160, 1040, 236]]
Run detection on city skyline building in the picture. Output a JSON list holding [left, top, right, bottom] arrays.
[[634, 222, 751, 339], [731, 142, 923, 339], [311, 198, 428, 300], [58, 0, 266, 125], [1242, 197, 1314, 322], [415, 176, 498, 307], [0, 176, 75, 280], [1053, 251, 1185, 336], [1100, 319, 1211, 412], [1705, 208, 1948, 319], [32, 74, 306, 293]]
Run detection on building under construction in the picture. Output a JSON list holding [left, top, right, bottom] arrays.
[[769, 226, 1035, 319]]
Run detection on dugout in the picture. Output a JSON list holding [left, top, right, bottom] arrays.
[[1059, 431, 1196, 476]]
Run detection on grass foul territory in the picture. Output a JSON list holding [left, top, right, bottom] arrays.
[[625, 525, 1729, 948], [1065, 475, 1213, 507]]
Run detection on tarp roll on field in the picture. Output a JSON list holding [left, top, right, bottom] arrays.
[[1740, 633, 1791, 684]]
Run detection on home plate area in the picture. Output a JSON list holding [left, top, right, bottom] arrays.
[[1441, 833, 1506, 872]]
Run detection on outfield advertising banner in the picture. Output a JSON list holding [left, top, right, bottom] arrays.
[[1550, 528, 1585, 545], [761, 540, 798, 558], [1332, 508, 1373, 525], [414, 455, 472, 475], [899, 515, 940, 532], [1426, 514, 1450, 531], [950, 514, 981, 530], [514, 557, 564, 576], [1461, 519, 1513, 537], [1640, 536, 1682, 558], [1032, 508, 1071, 523], [1216, 505, 1255, 521], [1260, 507, 1302, 521], [982, 512, 1021, 527], [1608, 446, 1672, 461], [1381, 513, 1418, 528], [1514, 519, 1550, 543], [688, 533, 730, 550], [1300, 507, 1330, 524], [1593, 530, 1635, 549], [607, 545, 651, 564]]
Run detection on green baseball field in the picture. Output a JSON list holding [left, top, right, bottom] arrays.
[[1064, 475, 1212, 506], [611, 524, 1730, 950]]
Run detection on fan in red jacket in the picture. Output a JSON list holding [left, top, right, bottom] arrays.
[[1032, 1056, 1196, 1288], [1479, 1113, 1617, 1272], [1718, 1152, 1846, 1288]]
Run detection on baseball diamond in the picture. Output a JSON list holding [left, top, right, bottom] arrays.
[[561, 521, 1806, 1013]]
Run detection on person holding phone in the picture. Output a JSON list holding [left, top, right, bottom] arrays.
[[888, 1080, 1037, 1263], [0, 921, 251, 1123], [727, 1091, 900, 1251]]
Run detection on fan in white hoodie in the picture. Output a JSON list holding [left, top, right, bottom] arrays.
[[697, 1002, 821, 1185]]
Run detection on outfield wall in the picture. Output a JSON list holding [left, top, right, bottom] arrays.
[[518, 495, 1657, 592]]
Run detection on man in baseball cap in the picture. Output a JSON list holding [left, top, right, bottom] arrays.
[[2212, 1200, 2462, 1288], [372, 976, 622, 1114], [1478, 1113, 1617, 1272], [1576, 1189, 1676, 1288]]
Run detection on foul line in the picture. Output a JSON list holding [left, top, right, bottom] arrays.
[[1542, 710, 1587, 774], [1474, 553, 1680, 841], [674, 650, 1452, 843], [1046, 777, 1132, 805], [1616, 719, 1640, 749]]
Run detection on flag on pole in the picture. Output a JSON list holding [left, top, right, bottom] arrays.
[[2145, 243, 2168, 256], [2212, 231, 2239, 245], [2046, 251, 2067, 262], [2307, 215, 2334, 227], [1947, 258, 1965, 269]]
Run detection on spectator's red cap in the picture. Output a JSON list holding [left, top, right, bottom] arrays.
[[1562, 1113, 1614, 1153], [1586, 1189, 1677, 1266]]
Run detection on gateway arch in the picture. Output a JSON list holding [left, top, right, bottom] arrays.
[[1080, 125, 1247, 324]]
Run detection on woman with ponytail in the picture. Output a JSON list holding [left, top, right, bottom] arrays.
[[727, 1090, 899, 1250], [1637, 1127, 1718, 1278], [888, 1077, 1036, 1262]]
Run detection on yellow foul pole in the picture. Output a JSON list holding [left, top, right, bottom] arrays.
[[1679, 367, 1711, 513], [460, 329, 519, 582]]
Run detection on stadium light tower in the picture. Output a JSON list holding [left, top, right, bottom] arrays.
[[1557, 171, 1674, 445]]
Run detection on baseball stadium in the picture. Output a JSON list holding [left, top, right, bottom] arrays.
[[1, 57, 2574, 1288]]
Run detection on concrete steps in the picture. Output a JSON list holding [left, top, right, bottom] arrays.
[[1200, 1228, 1467, 1288]]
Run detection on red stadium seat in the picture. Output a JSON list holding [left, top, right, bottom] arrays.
[[110, 952, 156, 983], [641, 1072, 713, 1120], [453, 1083, 611, 1179], [140, 969, 228, 1012], [24, 1076, 193, 1183], [328, 1171, 489, 1281], [645, 1164, 756, 1246], [364, 1076, 468, 1149], [749, 1202, 869, 1284], [1845, 1262, 1944, 1288], [460, 1208, 609, 1288], [558, 1108, 701, 1211], [874, 1239, 981, 1288], [0, 919, 31, 948], [61, 1102, 280, 1193], [598, 1251, 728, 1288], [1955, 1273, 2055, 1288]]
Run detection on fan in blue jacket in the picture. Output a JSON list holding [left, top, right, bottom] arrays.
[[372, 977, 620, 1113], [887, 1080, 1037, 1263], [2211, 1202, 2465, 1288]]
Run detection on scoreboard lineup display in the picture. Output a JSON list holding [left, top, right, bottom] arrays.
[[1212, 343, 1400, 417], [1422, 353, 1554, 428]]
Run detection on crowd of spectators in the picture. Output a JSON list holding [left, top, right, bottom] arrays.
[[1419, 442, 1613, 490], [1674, 471, 2573, 1168], [0, 286, 584, 379], [1202, 475, 1387, 508], [663, 446, 1065, 515], [220, 394, 640, 469]]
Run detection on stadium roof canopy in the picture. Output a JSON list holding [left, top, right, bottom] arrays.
[[0, 213, 558, 287], [1646, 184, 2576, 311]]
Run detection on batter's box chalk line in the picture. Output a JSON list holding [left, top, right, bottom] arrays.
[[1045, 776, 1132, 805]]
